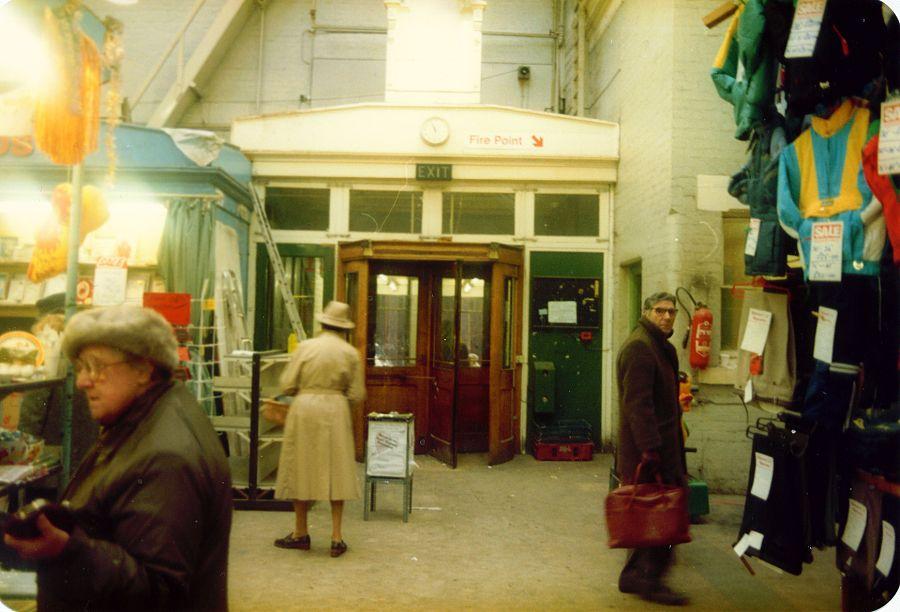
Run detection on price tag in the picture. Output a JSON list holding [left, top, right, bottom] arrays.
[[92, 256, 128, 306], [879, 97, 900, 176], [750, 452, 774, 501], [784, 0, 826, 59], [740, 308, 773, 355], [808, 221, 843, 282], [813, 306, 837, 364], [876, 521, 895, 577], [745, 218, 761, 256], [841, 499, 867, 552]]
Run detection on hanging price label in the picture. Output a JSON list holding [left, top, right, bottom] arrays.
[[808, 221, 843, 281], [879, 97, 900, 176], [784, 0, 826, 59]]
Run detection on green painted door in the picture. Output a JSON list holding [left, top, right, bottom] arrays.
[[528, 252, 603, 448], [254, 244, 335, 350]]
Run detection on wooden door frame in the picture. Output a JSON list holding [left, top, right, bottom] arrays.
[[488, 260, 523, 464], [337, 241, 524, 463]]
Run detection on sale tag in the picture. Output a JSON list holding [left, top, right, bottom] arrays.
[[809, 221, 843, 282], [745, 218, 761, 256], [92, 256, 128, 306], [879, 97, 900, 176], [784, 0, 826, 59]]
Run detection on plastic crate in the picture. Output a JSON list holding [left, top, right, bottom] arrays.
[[534, 440, 594, 461]]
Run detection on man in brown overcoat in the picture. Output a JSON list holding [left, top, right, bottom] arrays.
[[615, 291, 689, 606]]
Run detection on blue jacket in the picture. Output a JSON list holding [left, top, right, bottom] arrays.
[[777, 101, 884, 279]]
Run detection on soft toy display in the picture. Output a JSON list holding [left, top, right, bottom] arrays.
[[27, 182, 108, 282]]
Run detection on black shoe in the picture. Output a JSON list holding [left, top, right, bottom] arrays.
[[274, 533, 310, 550], [330, 540, 348, 557], [639, 585, 690, 606]]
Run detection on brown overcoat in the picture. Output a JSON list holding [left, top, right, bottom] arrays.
[[615, 317, 687, 487]]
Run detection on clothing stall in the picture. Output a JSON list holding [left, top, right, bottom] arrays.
[[706, 1, 899, 609]]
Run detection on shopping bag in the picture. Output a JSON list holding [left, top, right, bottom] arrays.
[[605, 463, 691, 548]]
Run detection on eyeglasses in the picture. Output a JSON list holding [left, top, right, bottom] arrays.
[[652, 307, 677, 317], [73, 359, 128, 381]]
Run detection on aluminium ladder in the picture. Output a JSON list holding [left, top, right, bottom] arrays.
[[248, 184, 307, 342]]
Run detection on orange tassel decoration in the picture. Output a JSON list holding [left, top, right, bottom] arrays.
[[33, 6, 101, 166]]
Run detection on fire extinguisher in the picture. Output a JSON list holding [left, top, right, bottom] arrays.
[[677, 287, 713, 370]]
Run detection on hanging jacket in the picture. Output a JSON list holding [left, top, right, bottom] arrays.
[[777, 100, 884, 279], [710, 1, 778, 140], [861, 121, 900, 266], [781, 0, 885, 118], [729, 118, 791, 275]]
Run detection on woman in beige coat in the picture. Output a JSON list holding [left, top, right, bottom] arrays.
[[274, 301, 365, 557]]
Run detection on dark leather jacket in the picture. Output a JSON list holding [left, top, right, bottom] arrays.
[[37, 382, 232, 611]]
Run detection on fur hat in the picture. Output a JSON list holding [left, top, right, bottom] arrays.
[[315, 301, 355, 329], [62, 304, 179, 374]]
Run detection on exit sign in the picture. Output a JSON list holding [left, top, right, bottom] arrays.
[[416, 163, 452, 181]]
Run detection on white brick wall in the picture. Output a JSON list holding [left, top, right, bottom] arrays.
[[583, 0, 755, 491]]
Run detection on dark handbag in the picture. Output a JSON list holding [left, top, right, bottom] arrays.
[[605, 462, 691, 548]]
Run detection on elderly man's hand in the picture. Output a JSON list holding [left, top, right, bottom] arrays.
[[4, 513, 70, 561], [640, 450, 662, 475]]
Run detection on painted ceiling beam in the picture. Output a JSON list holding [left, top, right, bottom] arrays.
[[147, 0, 254, 128]]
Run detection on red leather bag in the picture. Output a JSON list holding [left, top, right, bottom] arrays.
[[605, 463, 692, 548]]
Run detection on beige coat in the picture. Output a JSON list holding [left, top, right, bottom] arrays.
[[275, 330, 365, 501]]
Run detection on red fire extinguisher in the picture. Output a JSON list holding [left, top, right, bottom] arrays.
[[677, 288, 713, 370], [689, 303, 713, 369]]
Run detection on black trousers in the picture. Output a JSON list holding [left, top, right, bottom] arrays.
[[619, 545, 675, 588]]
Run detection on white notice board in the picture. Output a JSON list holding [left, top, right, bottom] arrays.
[[366, 415, 415, 478]]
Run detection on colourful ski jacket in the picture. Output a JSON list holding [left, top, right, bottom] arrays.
[[777, 100, 884, 279]]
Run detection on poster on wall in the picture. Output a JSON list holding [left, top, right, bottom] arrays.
[[92, 256, 128, 306]]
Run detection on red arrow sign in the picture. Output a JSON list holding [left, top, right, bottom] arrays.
[[531, 135, 544, 147]]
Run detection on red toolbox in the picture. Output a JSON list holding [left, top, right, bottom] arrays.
[[534, 440, 594, 461], [533, 419, 594, 461]]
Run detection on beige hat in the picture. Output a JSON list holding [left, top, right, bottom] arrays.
[[315, 301, 355, 329]]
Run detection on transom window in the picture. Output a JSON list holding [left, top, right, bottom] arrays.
[[442, 192, 514, 235], [534, 194, 599, 236], [350, 190, 422, 233], [265, 188, 330, 231]]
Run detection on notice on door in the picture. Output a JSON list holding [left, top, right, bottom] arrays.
[[547, 301, 577, 324]]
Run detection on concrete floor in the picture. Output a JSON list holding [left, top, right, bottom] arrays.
[[229, 453, 844, 611]]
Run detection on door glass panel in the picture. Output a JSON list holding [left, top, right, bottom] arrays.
[[349, 190, 423, 233], [436, 277, 457, 364], [266, 188, 330, 230], [502, 276, 514, 369], [270, 256, 322, 350], [345, 272, 358, 346], [534, 194, 599, 236], [369, 274, 419, 366], [459, 275, 488, 367], [441, 193, 514, 235]]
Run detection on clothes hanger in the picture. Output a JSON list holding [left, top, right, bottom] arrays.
[[730, 276, 792, 300]]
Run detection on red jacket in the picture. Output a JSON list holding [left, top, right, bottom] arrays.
[[862, 132, 900, 265]]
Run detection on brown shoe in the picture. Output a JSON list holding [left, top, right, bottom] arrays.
[[330, 540, 348, 557], [274, 533, 310, 550], [639, 585, 689, 606]]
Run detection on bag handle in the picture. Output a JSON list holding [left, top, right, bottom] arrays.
[[624, 461, 665, 507]]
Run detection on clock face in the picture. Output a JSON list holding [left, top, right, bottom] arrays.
[[420, 117, 450, 145]]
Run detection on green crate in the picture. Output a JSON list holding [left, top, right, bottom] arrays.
[[688, 477, 710, 517]]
